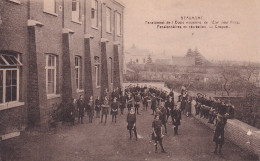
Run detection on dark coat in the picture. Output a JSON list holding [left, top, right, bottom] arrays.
[[87, 100, 94, 116], [77, 99, 85, 117], [127, 113, 136, 129], [171, 109, 181, 126], [101, 100, 110, 115], [165, 101, 174, 116], [180, 95, 187, 111], [111, 102, 119, 115], [213, 121, 225, 144], [95, 99, 102, 111], [152, 119, 162, 138], [185, 95, 192, 113], [151, 97, 157, 110], [160, 107, 167, 124]]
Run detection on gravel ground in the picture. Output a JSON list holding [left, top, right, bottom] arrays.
[[0, 106, 258, 161]]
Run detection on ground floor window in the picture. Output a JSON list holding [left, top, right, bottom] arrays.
[[94, 56, 101, 87], [46, 54, 57, 95], [75, 56, 82, 90], [0, 53, 22, 104], [95, 65, 100, 87]]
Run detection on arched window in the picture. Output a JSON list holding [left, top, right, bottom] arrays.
[[0, 51, 22, 104]]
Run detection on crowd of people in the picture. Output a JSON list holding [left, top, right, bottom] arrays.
[[195, 93, 235, 124], [193, 92, 235, 154], [57, 84, 235, 155]]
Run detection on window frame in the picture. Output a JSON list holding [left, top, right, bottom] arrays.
[[45, 54, 57, 95], [94, 56, 101, 88], [116, 12, 122, 36], [91, 0, 98, 28], [0, 69, 19, 104], [72, 0, 81, 23], [106, 7, 112, 33], [0, 53, 21, 105], [75, 56, 82, 90], [43, 0, 57, 16]]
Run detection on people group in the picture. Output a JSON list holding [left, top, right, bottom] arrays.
[[62, 84, 235, 155], [194, 92, 235, 154], [195, 93, 235, 124]]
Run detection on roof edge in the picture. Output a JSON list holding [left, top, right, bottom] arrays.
[[112, 0, 125, 8]]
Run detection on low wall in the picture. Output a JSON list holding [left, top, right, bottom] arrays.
[[191, 101, 260, 158], [123, 82, 166, 90], [123, 82, 260, 158]]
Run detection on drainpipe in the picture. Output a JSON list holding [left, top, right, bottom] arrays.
[[121, 8, 124, 85], [113, 10, 116, 41], [84, 0, 86, 33], [101, 0, 103, 39], [27, 0, 30, 19], [62, 0, 64, 28]]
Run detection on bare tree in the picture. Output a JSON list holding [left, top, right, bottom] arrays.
[[220, 67, 241, 96]]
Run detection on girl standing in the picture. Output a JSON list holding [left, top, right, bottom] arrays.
[[95, 96, 102, 118], [111, 98, 119, 123], [101, 96, 109, 124]]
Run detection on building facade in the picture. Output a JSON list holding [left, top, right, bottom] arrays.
[[0, 0, 124, 138]]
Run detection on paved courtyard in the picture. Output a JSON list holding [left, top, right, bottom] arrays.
[[1, 105, 258, 161]]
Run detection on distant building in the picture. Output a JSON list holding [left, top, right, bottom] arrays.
[[171, 56, 196, 66], [124, 44, 152, 65]]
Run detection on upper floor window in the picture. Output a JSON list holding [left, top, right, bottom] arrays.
[[44, 0, 56, 14], [116, 12, 121, 36], [45, 54, 57, 95], [75, 56, 82, 90], [72, 0, 80, 22], [106, 7, 111, 33], [0, 53, 22, 104], [91, 0, 98, 28]]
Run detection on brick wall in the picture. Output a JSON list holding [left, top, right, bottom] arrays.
[[0, 0, 28, 136], [0, 0, 124, 137]]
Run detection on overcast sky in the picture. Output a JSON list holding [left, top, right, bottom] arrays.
[[121, 0, 260, 62]]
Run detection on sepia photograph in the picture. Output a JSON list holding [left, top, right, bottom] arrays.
[[0, 0, 259, 160]]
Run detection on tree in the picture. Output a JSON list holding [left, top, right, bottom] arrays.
[[220, 66, 241, 96], [146, 54, 152, 64]]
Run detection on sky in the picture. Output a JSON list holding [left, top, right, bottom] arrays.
[[120, 0, 260, 62]]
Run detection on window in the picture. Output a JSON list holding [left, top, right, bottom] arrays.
[[75, 56, 82, 90], [44, 0, 56, 13], [72, 0, 80, 22], [116, 12, 121, 36], [45, 54, 57, 95], [91, 0, 98, 28], [109, 58, 113, 83], [106, 7, 111, 32], [94, 56, 100, 87], [0, 53, 22, 104]]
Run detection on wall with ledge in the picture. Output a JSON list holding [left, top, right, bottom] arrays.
[[191, 101, 260, 158], [123, 82, 260, 158]]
